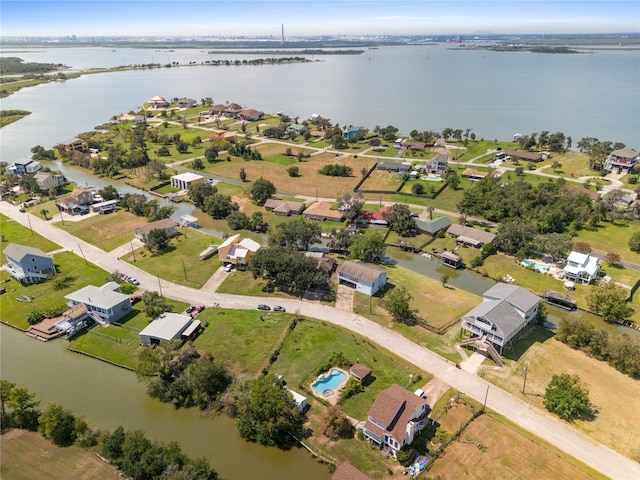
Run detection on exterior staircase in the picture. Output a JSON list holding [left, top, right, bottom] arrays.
[[459, 334, 504, 367]]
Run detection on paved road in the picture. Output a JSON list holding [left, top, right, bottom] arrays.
[[2, 202, 639, 479]]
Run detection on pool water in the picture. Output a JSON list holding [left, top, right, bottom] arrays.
[[420, 175, 443, 182], [312, 369, 347, 395], [521, 259, 550, 272]]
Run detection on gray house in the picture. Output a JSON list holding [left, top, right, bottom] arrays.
[[65, 282, 132, 326], [461, 283, 540, 354], [139, 312, 193, 345], [34, 172, 66, 192], [2, 243, 56, 283], [337, 260, 387, 296]]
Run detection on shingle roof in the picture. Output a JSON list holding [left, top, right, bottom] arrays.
[[338, 260, 385, 284], [365, 384, 426, 445], [65, 283, 129, 310], [483, 282, 540, 313], [350, 363, 372, 380], [3, 243, 51, 263], [135, 218, 178, 236], [447, 224, 495, 245], [303, 202, 344, 221], [610, 148, 637, 159], [416, 216, 452, 234]]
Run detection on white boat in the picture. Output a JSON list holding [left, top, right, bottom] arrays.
[[199, 245, 219, 261]]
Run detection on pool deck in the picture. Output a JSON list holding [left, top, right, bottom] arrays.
[[310, 367, 349, 405]]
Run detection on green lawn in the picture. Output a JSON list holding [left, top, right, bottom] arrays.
[[193, 308, 291, 375], [121, 228, 223, 288], [69, 297, 189, 369], [0, 214, 60, 252], [54, 211, 146, 252], [0, 251, 110, 330], [572, 220, 640, 264]]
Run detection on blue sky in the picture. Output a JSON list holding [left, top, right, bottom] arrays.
[[2, 1, 638, 37]]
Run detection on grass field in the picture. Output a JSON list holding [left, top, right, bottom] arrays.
[[121, 228, 222, 288], [54, 211, 145, 252], [0, 251, 110, 330], [359, 169, 403, 191], [1, 214, 60, 252], [428, 413, 598, 480], [572, 220, 640, 264], [1, 429, 121, 480], [482, 334, 640, 460]]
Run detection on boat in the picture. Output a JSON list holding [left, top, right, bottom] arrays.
[[199, 245, 219, 261]]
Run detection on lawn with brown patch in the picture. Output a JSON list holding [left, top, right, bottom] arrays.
[[428, 414, 596, 480], [1, 429, 121, 480], [482, 336, 640, 460], [55, 211, 146, 251], [359, 169, 404, 191]]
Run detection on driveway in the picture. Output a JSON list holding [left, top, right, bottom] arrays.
[[1, 201, 638, 480]]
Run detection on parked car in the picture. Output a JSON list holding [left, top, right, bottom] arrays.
[[130, 295, 141, 304], [127, 277, 140, 286], [273, 306, 286, 312], [224, 264, 234, 272], [257, 304, 271, 311], [194, 305, 205, 314], [186, 305, 196, 314]]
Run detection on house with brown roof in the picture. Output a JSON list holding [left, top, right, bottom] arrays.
[[57, 137, 88, 153], [426, 153, 449, 175], [134, 218, 178, 244], [337, 260, 386, 296], [303, 202, 345, 222], [447, 224, 496, 247], [504, 150, 544, 162], [210, 129, 237, 143], [239, 108, 264, 121], [362, 384, 429, 453], [264, 199, 307, 216], [564, 185, 601, 202], [460, 168, 489, 181], [356, 206, 391, 227], [332, 462, 371, 480], [350, 364, 372, 383], [148, 96, 168, 108], [56, 188, 94, 215]]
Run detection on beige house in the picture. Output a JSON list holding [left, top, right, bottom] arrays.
[[34, 172, 66, 192], [56, 137, 88, 153], [148, 96, 168, 108], [134, 218, 178, 244], [303, 202, 345, 222], [217, 234, 261, 270]]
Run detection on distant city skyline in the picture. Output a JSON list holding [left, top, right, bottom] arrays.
[[2, 1, 638, 38]]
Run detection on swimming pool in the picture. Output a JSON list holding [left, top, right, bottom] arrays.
[[312, 369, 347, 395], [420, 175, 443, 182], [521, 259, 550, 272]]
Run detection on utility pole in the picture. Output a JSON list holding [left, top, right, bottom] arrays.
[[26, 214, 33, 234], [130, 241, 136, 262], [482, 384, 489, 412], [157, 276, 163, 296], [522, 365, 528, 394], [182, 261, 188, 282], [78, 244, 88, 265]]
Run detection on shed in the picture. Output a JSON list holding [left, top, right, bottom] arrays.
[[350, 364, 372, 382], [286, 388, 308, 413], [139, 313, 193, 345]]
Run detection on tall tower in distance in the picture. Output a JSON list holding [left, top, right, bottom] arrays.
[[281, 23, 285, 44]]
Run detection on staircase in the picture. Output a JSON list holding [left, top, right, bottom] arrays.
[[459, 334, 504, 367]]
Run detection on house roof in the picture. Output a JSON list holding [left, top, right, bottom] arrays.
[[564, 185, 601, 201], [416, 216, 452, 234], [171, 172, 204, 182], [135, 218, 178, 236], [338, 260, 385, 284], [3, 243, 52, 263], [303, 202, 345, 221], [139, 313, 193, 342], [238, 237, 261, 252], [332, 462, 372, 480], [463, 299, 526, 340], [219, 233, 241, 249], [365, 384, 426, 445], [438, 251, 462, 262], [149, 96, 167, 102], [58, 137, 84, 146], [504, 150, 543, 161], [350, 363, 372, 380], [565, 251, 599, 276], [447, 224, 495, 245], [65, 283, 129, 310], [483, 282, 541, 313], [460, 168, 488, 178], [610, 148, 638, 159], [317, 257, 336, 273]]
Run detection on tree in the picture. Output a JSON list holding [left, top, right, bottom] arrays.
[[441, 273, 450, 287], [411, 182, 425, 194], [39, 208, 49, 220], [318, 164, 352, 177], [272, 218, 322, 251], [147, 228, 169, 253], [235, 375, 305, 448], [382, 286, 413, 323], [249, 177, 276, 205], [141, 291, 173, 319], [586, 281, 633, 323], [185, 354, 234, 410], [1, 380, 15, 429], [349, 231, 386, 263], [604, 252, 621, 266], [38, 402, 76, 446], [629, 231, 640, 252], [7, 386, 40, 430], [572, 242, 592, 254], [494, 221, 538, 256], [191, 158, 204, 170], [336, 192, 364, 223], [188, 183, 217, 209], [226, 211, 251, 230], [329, 228, 353, 253], [204, 146, 219, 163], [204, 193, 237, 219], [447, 173, 460, 190], [287, 166, 299, 177], [383, 203, 417, 237], [99, 184, 119, 201], [251, 246, 326, 291], [323, 405, 355, 440], [543, 374, 591, 420], [239, 167, 247, 182]]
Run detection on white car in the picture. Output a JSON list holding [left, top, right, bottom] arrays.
[[127, 277, 140, 286], [224, 264, 234, 272]]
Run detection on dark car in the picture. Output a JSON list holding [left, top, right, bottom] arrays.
[[186, 305, 196, 314], [257, 304, 271, 311], [130, 295, 141, 305], [273, 306, 286, 312], [194, 305, 205, 314]]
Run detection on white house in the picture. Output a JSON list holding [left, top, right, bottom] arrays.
[[563, 251, 600, 284], [217, 234, 261, 270], [461, 283, 541, 354], [286, 388, 308, 413], [362, 384, 428, 453], [139, 312, 194, 345], [5, 159, 41, 176], [337, 260, 387, 296], [65, 282, 132, 326], [170, 172, 205, 191], [604, 148, 638, 173]]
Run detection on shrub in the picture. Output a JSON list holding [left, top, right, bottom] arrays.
[[341, 377, 364, 400], [396, 445, 414, 466]]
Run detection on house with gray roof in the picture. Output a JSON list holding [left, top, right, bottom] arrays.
[[65, 282, 132, 326], [461, 283, 540, 353], [604, 148, 638, 173], [134, 218, 178, 244], [416, 216, 452, 235], [2, 243, 56, 283], [447, 224, 495, 247], [139, 312, 193, 345], [337, 260, 386, 296], [264, 199, 306, 216], [34, 172, 66, 192]]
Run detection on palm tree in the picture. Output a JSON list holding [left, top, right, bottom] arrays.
[[426, 205, 434, 220], [40, 208, 49, 220]]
